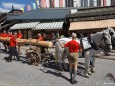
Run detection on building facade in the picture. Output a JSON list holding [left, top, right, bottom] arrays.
[[39, 0, 114, 8]]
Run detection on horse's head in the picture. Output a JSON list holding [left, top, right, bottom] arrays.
[[100, 31, 112, 50], [108, 27, 115, 36]]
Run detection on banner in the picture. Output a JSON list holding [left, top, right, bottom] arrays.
[[36, 0, 41, 8], [32, 3, 36, 9], [27, 5, 31, 11], [20, 7, 24, 12]]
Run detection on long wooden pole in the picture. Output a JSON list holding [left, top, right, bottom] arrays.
[[0, 37, 53, 47]]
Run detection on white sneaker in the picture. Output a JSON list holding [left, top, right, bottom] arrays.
[[88, 71, 92, 75], [85, 74, 90, 78]]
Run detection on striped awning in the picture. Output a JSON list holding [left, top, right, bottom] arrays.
[[34, 21, 64, 30], [69, 19, 115, 31], [10, 22, 39, 30]]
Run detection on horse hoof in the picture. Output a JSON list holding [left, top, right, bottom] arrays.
[[88, 71, 92, 75], [85, 74, 90, 78], [91, 69, 95, 73]]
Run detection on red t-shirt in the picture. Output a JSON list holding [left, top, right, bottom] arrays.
[[64, 40, 80, 53], [7, 34, 12, 37], [1, 33, 8, 37], [17, 33, 22, 39], [0, 33, 2, 37], [36, 36, 44, 41], [10, 35, 17, 47]]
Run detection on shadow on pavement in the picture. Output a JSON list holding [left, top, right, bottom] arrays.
[[42, 61, 86, 78], [0, 49, 9, 54], [40, 69, 70, 82]]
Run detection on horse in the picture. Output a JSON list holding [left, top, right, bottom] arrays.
[[55, 30, 112, 77], [104, 27, 115, 50]]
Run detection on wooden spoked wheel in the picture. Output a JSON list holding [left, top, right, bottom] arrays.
[[28, 51, 41, 66]]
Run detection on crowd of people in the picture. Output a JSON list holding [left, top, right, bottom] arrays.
[[0, 30, 112, 84], [0, 30, 23, 61]]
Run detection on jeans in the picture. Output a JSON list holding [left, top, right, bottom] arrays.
[[9, 47, 20, 60]]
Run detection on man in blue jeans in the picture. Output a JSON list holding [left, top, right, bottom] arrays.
[[7, 32, 20, 62]]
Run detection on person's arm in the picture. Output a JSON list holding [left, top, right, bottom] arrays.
[[18, 34, 22, 39], [56, 39, 64, 48]]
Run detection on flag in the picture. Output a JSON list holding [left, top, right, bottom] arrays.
[[36, 0, 41, 8], [59, 0, 63, 7], [52, 0, 55, 7], [24, 6, 27, 12], [32, 3, 36, 9], [41, 0, 46, 8], [20, 7, 24, 12], [27, 5, 31, 11]]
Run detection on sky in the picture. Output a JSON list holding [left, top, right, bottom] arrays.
[[0, 0, 36, 13]]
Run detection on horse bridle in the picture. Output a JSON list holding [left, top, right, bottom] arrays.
[[98, 32, 112, 50]]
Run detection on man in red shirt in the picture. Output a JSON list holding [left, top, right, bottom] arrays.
[[36, 33, 45, 53], [57, 33, 82, 84], [1, 30, 8, 51], [7, 32, 20, 62], [17, 30, 23, 54], [36, 33, 44, 41], [7, 31, 12, 51]]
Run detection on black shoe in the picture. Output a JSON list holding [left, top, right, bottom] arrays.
[[70, 80, 74, 84], [70, 80, 78, 84], [69, 78, 72, 82], [73, 80, 78, 84]]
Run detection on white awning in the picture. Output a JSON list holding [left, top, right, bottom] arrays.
[[34, 21, 64, 30], [10, 22, 39, 30]]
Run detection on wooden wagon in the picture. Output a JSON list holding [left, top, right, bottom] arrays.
[[26, 46, 55, 66], [0, 37, 55, 66]]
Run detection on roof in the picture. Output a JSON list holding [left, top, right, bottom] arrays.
[[34, 21, 64, 30], [10, 22, 39, 30], [9, 9, 23, 13], [67, 5, 115, 19], [11, 8, 72, 20], [69, 19, 115, 31], [6, 13, 21, 20]]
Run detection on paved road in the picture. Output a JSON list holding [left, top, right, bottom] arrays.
[[0, 45, 115, 86]]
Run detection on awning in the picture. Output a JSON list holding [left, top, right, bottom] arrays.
[[10, 22, 39, 30], [34, 21, 64, 30], [69, 19, 115, 31]]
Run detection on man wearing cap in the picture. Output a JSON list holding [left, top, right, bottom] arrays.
[[56, 33, 82, 84], [36, 33, 44, 41]]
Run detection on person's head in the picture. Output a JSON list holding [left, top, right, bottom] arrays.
[[37, 33, 41, 37], [18, 30, 21, 34], [14, 32, 17, 37], [71, 32, 77, 39], [3, 30, 6, 33], [8, 31, 11, 34]]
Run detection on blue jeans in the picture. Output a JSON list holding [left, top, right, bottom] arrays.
[[9, 47, 20, 60]]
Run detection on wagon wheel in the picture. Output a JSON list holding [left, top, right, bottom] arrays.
[[29, 51, 41, 66]]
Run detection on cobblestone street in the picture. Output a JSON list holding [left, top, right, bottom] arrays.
[[0, 45, 115, 86]]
